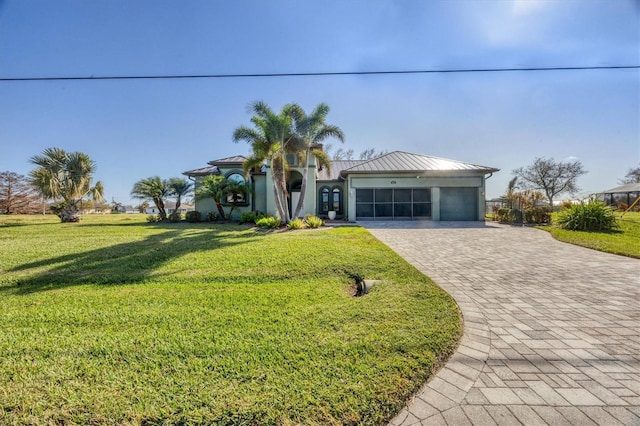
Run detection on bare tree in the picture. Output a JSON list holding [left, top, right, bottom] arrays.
[[359, 148, 388, 160], [325, 145, 386, 161], [619, 165, 640, 184], [0, 171, 41, 214], [513, 157, 586, 206]]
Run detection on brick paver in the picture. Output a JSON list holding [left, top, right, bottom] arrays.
[[362, 221, 640, 426]]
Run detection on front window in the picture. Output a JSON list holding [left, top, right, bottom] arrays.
[[225, 172, 248, 205], [320, 187, 330, 212], [332, 187, 342, 212]]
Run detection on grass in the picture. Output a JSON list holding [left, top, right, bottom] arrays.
[[539, 211, 640, 258], [0, 214, 461, 425]]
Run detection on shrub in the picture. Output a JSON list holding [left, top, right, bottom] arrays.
[[185, 211, 202, 223], [304, 215, 324, 228], [169, 212, 182, 222], [496, 208, 522, 224], [287, 218, 306, 230], [206, 211, 218, 222], [146, 214, 160, 223], [556, 200, 619, 231], [255, 216, 281, 229], [523, 206, 552, 224], [240, 211, 263, 224]]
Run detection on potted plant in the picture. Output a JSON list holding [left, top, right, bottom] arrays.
[[328, 211, 336, 220]]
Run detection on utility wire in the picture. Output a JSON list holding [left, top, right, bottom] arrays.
[[0, 65, 638, 82]]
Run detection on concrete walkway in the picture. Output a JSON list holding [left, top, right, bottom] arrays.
[[362, 221, 640, 426]]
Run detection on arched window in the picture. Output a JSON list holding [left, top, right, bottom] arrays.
[[319, 187, 330, 213], [331, 187, 342, 213], [226, 173, 245, 184], [225, 172, 248, 205]]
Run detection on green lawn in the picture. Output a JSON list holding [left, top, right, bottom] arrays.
[[0, 214, 461, 425], [540, 211, 640, 258]]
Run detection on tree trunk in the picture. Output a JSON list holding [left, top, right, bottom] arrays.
[[272, 165, 290, 223], [293, 150, 310, 219], [214, 200, 226, 220], [155, 198, 167, 220], [57, 203, 81, 222]]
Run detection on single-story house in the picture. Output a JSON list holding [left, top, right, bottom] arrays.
[[184, 151, 499, 221], [598, 182, 640, 210], [145, 201, 195, 216]]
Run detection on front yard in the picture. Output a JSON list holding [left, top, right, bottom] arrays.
[[0, 215, 461, 425]]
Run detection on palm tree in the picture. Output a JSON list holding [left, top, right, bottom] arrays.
[[196, 175, 253, 221], [168, 177, 193, 212], [289, 103, 344, 218], [224, 178, 253, 220], [233, 101, 299, 223], [28, 147, 104, 222], [195, 175, 229, 220], [130, 176, 171, 220]]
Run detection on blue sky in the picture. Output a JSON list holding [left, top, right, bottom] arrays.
[[1, 0, 638, 204]]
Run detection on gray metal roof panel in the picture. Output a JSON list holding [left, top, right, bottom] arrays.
[[342, 151, 499, 173], [316, 160, 365, 180], [602, 182, 640, 193], [182, 165, 220, 176], [207, 155, 247, 165]]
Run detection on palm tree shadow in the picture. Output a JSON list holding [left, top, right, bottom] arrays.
[[5, 227, 253, 295]]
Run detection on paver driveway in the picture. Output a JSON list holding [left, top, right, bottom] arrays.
[[363, 221, 640, 426]]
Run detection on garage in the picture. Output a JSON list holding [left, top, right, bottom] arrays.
[[355, 188, 432, 220], [439, 187, 478, 221]]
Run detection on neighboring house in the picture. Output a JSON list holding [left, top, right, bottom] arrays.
[[144, 201, 195, 215], [184, 151, 499, 221], [598, 182, 640, 210]]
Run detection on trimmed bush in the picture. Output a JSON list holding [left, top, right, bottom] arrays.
[[255, 216, 281, 229], [304, 215, 324, 228], [496, 208, 522, 224], [185, 211, 202, 223], [206, 211, 218, 222], [240, 211, 263, 224], [556, 200, 619, 231], [524, 206, 552, 224], [287, 218, 306, 230]]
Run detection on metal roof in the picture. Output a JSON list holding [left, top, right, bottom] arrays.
[[207, 155, 247, 165], [182, 165, 220, 177], [602, 182, 640, 193], [341, 151, 499, 175], [316, 160, 365, 180]]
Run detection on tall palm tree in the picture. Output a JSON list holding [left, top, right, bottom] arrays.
[[28, 147, 104, 222], [289, 103, 344, 218], [233, 101, 299, 223], [130, 176, 171, 220]]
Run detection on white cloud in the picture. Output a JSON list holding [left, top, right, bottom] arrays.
[[512, 0, 549, 16]]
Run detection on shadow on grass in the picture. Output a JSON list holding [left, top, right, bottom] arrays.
[[4, 226, 255, 295]]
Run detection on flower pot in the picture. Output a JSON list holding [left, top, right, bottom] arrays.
[[328, 211, 336, 220]]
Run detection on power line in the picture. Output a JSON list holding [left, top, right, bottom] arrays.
[[0, 65, 638, 82]]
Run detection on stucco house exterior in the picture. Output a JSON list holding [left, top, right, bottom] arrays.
[[184, 151, 499, 221]]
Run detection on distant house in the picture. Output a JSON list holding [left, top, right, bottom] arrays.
[[599, 182, 640, 210], [184, 151, 498, 221], [145, 201, 195, 215]]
